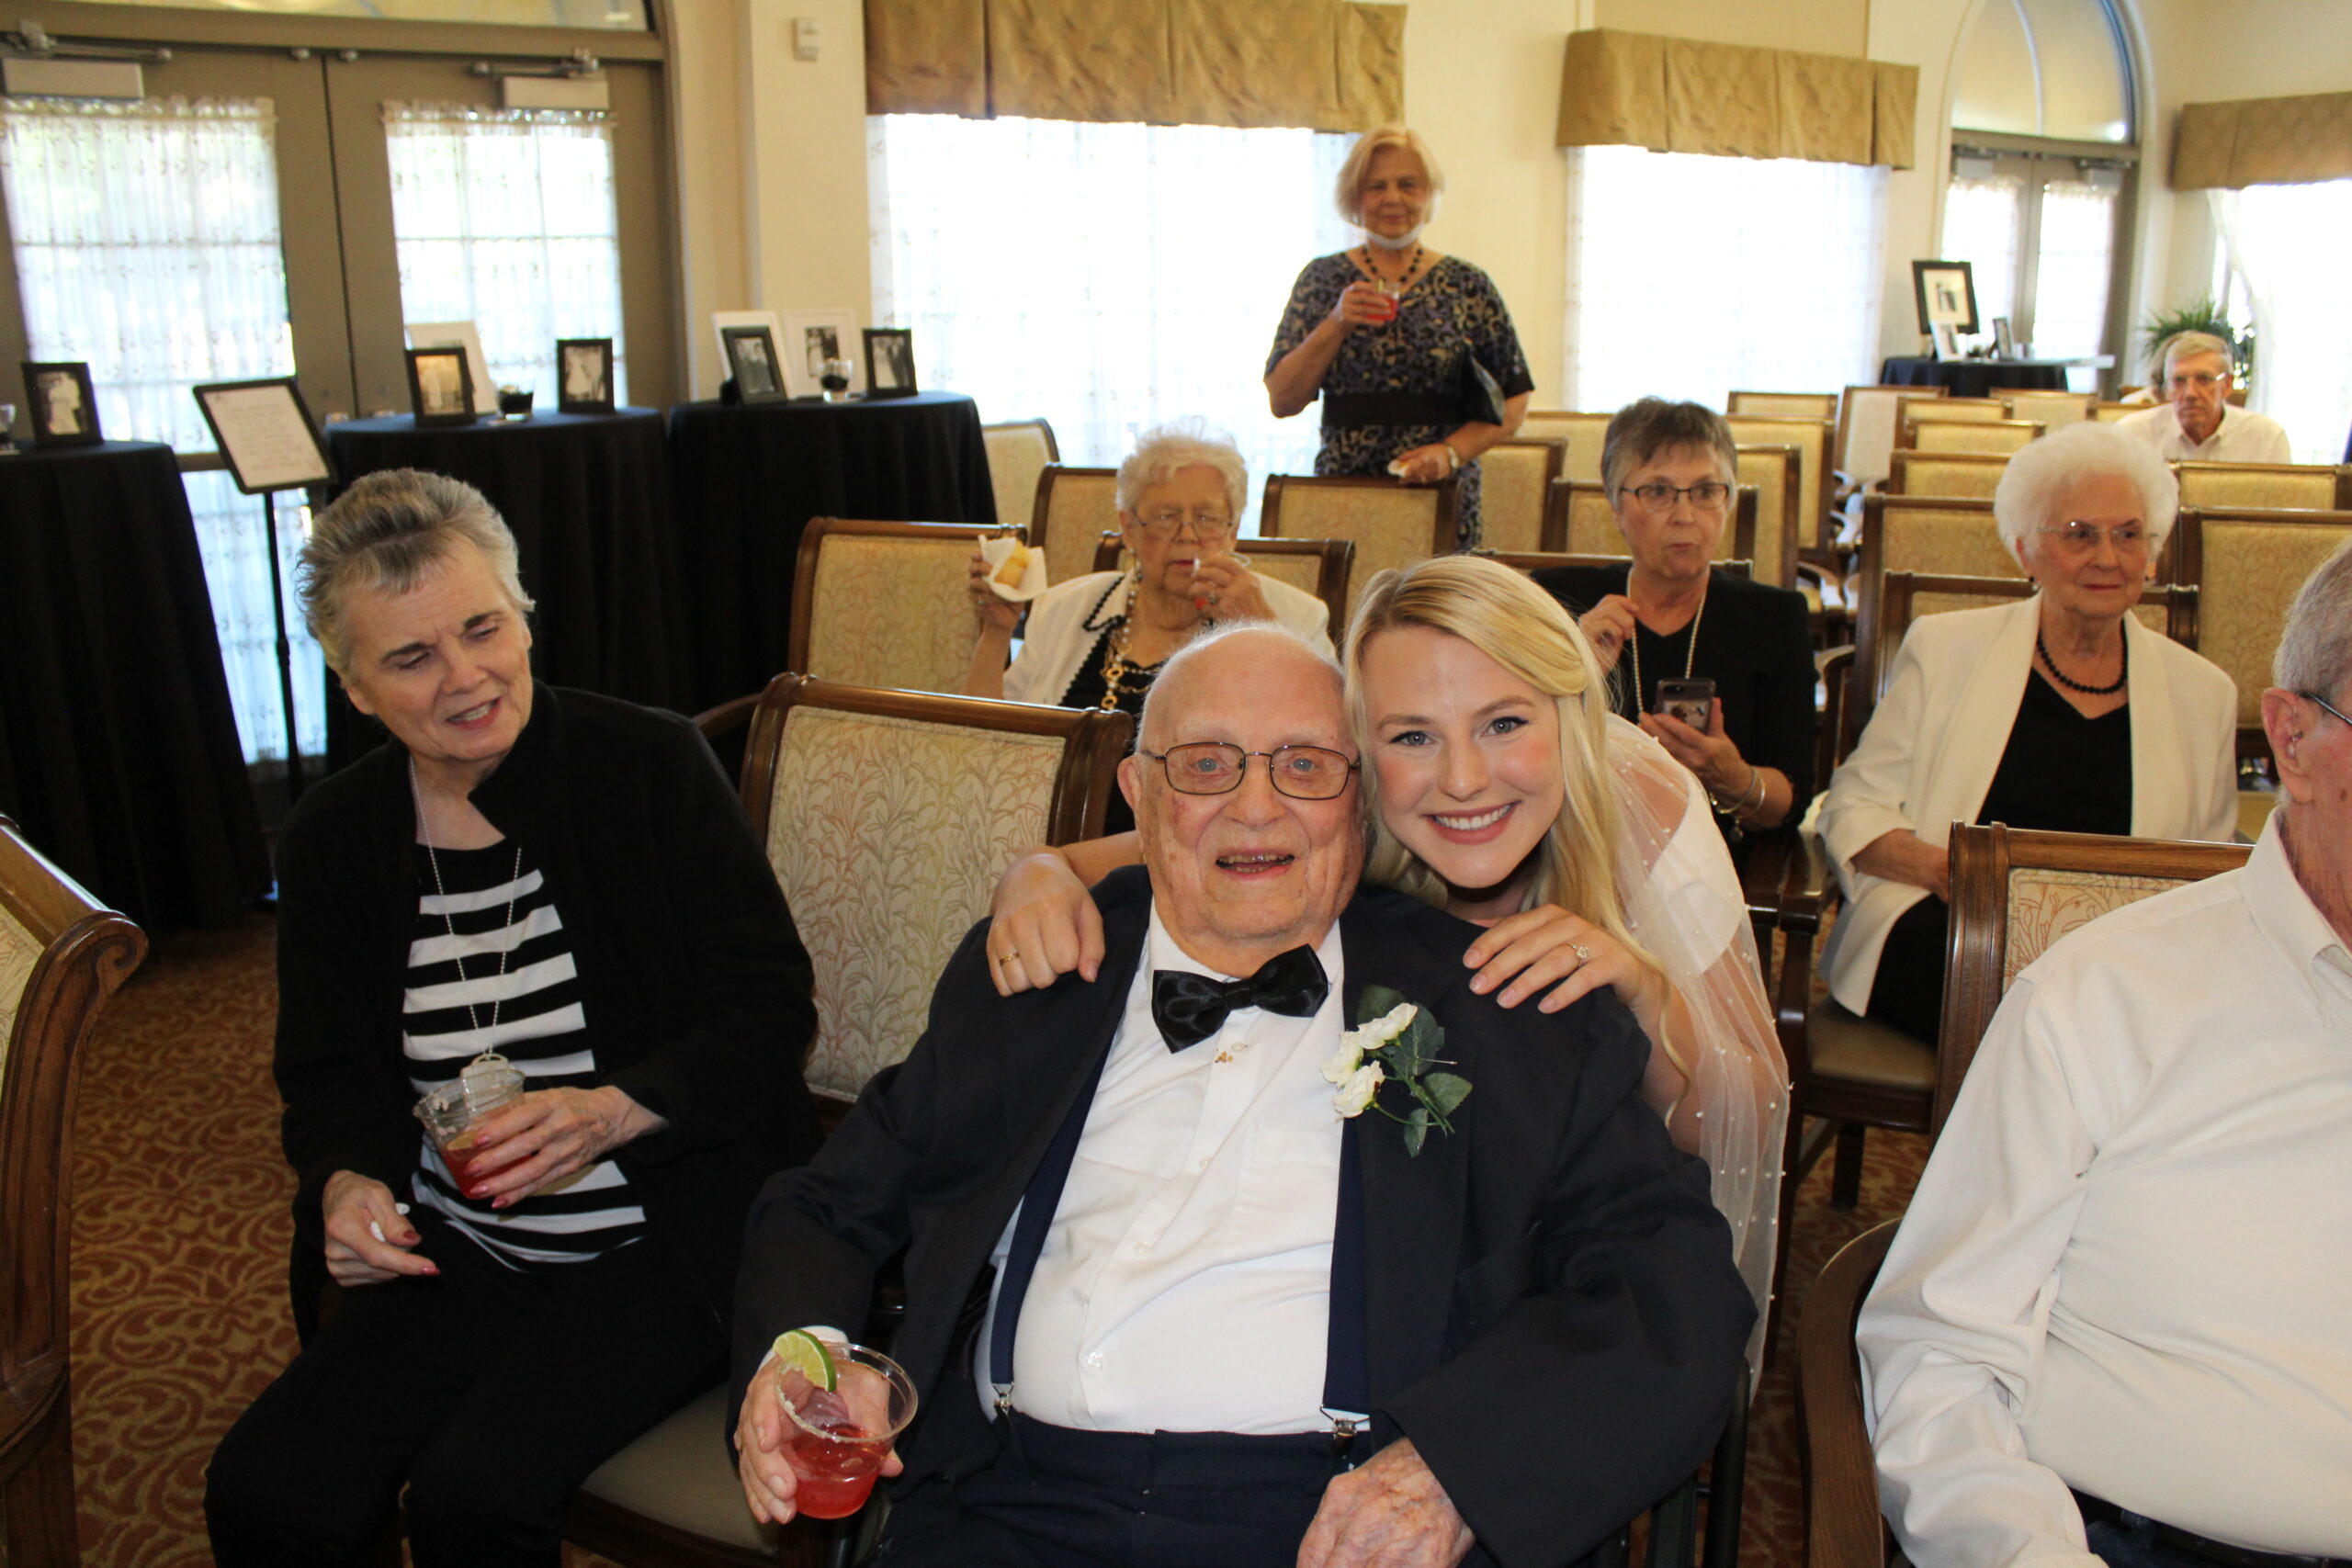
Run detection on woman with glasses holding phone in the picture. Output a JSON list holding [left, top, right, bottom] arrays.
[[1531, 400, 1817, 850], [1818, 421, 2238, 1043], [961, 420, 1333, 830]]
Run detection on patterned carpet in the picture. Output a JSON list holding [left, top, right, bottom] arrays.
[[60, 915, 1922, 1567]]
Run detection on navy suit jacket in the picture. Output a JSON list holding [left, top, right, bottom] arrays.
[[732, 867, 1751, 1567]]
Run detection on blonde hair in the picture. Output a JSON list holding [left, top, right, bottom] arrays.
[[1332, 125, 1446, 228], [1344, 555, 1639, 952]]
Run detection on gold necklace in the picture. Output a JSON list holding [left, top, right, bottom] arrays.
[[1627, 582, 1708, 716]]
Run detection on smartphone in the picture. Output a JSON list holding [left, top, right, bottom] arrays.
[[1654, 677, 1717, 730]]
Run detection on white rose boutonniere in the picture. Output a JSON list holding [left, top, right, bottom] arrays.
[[1329, 986, 1472, 1156]]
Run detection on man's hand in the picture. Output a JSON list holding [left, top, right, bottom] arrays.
[[322, 1170, 439, 1285], [734, 1355, 905, 1526], [1298, 1439, 1475, 1568]]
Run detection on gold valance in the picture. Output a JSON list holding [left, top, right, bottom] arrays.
[[864, 0, 1404, 132], [2172, 91, 2352, 190], [1555, 28, 1916, 169]]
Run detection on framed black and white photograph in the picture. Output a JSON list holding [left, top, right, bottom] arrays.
[[1911, 259, 1980, 335], [863, 328, 917, 398], [785, 307, 861, 399], [1932, 323, 1963, 362], [404, 320, 492, 412], [192, 377, 334, 493], [405, 345, 476, 426], [723, 324, 786, 404], [1992, 316, 2017, 358], [557, 338, 615, 413], [22, 360, 101, 446]]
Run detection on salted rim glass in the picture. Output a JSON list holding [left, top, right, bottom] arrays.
[[1139, 741, 1360, 799]]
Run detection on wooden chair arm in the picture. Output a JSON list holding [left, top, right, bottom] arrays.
[[1798, 1221, 1900, 1568]]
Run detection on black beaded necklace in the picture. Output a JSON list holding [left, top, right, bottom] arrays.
[[1359, 243, 1426, 293], [2037, 626, 2128, 696]]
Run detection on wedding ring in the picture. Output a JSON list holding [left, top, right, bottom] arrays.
[[997, 951, 1019, 965], [1570, 943, 1593, 963]]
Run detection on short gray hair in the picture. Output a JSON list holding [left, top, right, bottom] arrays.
[[299, 468, 533, 674], [2275, 536, 2352, 700], [1116, 419, 1249, 520], [2160, 330, 2233, 379], [1600, 398, 1739, 499], [1332, 125, 1447, 228], [1992, 422, 2179, 557], [1136, 621, 1345, 751]]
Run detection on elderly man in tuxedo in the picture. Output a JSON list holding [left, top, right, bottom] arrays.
[[732, 622, 1751, 1568]]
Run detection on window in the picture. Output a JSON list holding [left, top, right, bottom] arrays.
[[2211, 181, 2352, 463], [1563, 145, 1887, 411], [870, 114, 1355, 527]]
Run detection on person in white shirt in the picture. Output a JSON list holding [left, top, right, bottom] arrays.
[[2114, 330, 2292, 462], [1857, 536, 2352, 1568], [732, 623, 1750, 1568]]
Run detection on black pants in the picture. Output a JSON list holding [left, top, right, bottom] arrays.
[[1866, 893, 1950, 1045], [878, 1414, 1351, 1568], [205, 1213, 723, 1568]]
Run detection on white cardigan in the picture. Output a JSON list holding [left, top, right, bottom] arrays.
[[1817, 595, 2238, 1014], [1001, 570, 1335, 705]]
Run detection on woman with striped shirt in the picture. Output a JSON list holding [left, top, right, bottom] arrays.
[[207, 470, 823, 1568]]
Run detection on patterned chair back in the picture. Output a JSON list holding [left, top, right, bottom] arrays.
[[1033, 466, 1122, 593], [788, 519, 995, 695], [1723, 414, 1830, 558], [1735, 443, 1799, 586], [1515, 410, 1612, 484], [1092, 532, 1354, 641], [1887, 449, 2007, 499], [1908, 417, 2041, 455], [2174, 461, 2352, 513], [980, 419, 1058, 539], [1899, 394, 2005, 428], [1477, 438, 1564, 555], [2170, 506, 2352, 742], [1998, 390, 2096, 430], [1837, 384, 1939, 489], [1259, 474, 1460, 620], [1545, 480, 1757, 564], [1940, 826, 2249, 1136], [1728, 390, 1838, 421], [741, 681, 1130, 1103]]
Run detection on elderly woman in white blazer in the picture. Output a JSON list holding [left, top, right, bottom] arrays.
[[1818, 423, 2237, 1042]]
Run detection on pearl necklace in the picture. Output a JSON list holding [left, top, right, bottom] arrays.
[[411, 755, 523, 1038], [1627, 584, 1709, 717]]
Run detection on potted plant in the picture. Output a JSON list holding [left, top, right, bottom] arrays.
[[2138, 296, 2254, 395]]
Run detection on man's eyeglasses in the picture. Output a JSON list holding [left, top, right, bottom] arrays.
[[1139, 742, 1359, 799], [2301, 691, 2352, 729], [2168, 372, 2225, 390], [1618, 480, 1732, 513], [2035, 521, 2149, 555], [1135, 508, 1235, 538]]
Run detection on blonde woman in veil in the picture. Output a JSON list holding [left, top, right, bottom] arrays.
[[985, 555, 1788, 1371]]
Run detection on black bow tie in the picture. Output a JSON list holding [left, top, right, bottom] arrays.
[[1151, 945, 1329, 1053]]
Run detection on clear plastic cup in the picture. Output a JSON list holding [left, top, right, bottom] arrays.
[[413, 1058, 526, 1191], [777, 1344, 917, 1519]]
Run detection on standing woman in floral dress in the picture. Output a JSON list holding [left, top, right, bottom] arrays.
[[1264, 124, 1534, 547]]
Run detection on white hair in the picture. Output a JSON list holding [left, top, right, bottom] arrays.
[[2161, 330, 2234, 378], [2275, 536, 2352, 701], [1992, 422, 2179, 558], [1115, 418, 1249, 520], [1136, 622, 1344, 750]]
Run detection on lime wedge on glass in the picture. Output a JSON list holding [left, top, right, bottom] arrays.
[[770, 1329, 838, 1392]]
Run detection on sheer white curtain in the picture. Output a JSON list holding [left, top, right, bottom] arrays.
[[2211, 181, 2352, 464], [2027, 179, 2116, 362], [0, 96, 322, 764], [1564, 145, 1886, 412], [384, 104, 627, 405], [1939, 174, 2022, 331], [870, 114, 1355, 530]]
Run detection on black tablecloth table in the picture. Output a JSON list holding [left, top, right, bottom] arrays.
[[668, 391, 994, 713], [0, 440, 269, 929], [323, 410, 690, 769], [1879, 357, 2073, 397]]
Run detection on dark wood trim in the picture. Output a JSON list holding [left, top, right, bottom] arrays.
[[1797, 1221, 1899, 1568], [1028, 463, 1119, 552], [785, 518, 999, 678], [1089, 533, 1357, 643]]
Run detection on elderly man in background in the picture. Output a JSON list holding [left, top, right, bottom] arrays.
[[735, 622, 1750, 1568], [1858, 538, 2352, 1568], [2115, 329, 2291, 462]]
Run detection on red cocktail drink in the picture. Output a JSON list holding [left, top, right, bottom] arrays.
[[784, 1398, 892, 1517], [414, 1057, 526, 1197], [438, 1133, 499, 1192], [777, 1344, 916, 1522]]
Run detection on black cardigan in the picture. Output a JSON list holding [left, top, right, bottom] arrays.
[[274, 685, 822, 1327]]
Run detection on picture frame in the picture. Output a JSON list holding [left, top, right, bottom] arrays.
[[785, 308, 862, 400], [22, 360, 101, 446], [403, 321, 493, 412], [862, 327, 917, 398], [556, 338, 616, 414], [722, 324, 787, 404], [1992, 317, 2017, 358], [1932, 323, 1963, 362], [192, 377, 334, 493], [405, 345, 477, 426], [1911, 259, 1980, 335]]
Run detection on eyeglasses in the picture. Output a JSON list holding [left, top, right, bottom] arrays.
[[2035, 521, 2149, 555], [1618, 480, 1732, 513], [1139, 742, 1360, 799], [2167, 372, 2226, 389], [1134, 508, 1235, 538], [2302, 691, 2352, 729]]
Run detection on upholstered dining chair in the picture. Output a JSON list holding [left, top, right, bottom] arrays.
[[1516, 409, 1614, 483], [1544, 480, 1758, 563], [1894, 393, 2003, 433], [1905, 417, 2040, 456], [1884, 449, 2007, 499], [979, 418, 1058, 543], [0, 815, 147, 1568], [1735, 442, 1801, 587], [2089, 400, 2138, 423], [1997, 389, 2097, 431], [1091, 532, 1355, 642], [1728, 389, 1838, 421], [1027, 464, 1121, 594], [1723, 414, 1833, 560], [1258, 473, 1461, 621], [1836, 384, 1942, 492], [787, 518, 998, 696], [1476, 437, 1566, 555], [2168, 505, 2352, 759], [2173, 460, 2352, 513]]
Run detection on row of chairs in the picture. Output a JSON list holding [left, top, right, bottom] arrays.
[[1890, 449, 2352, 507]]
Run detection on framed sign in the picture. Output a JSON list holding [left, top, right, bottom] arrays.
[[1911, 259, 1980, 335], [557, 338, 615, 413], [23, 361, 101, 446], [863, 328, 917, 398], [785, 308, 860, 399], [193, 378, 334, 492], [405, 345, 476, 426], [404, 321, 492, 412], [722, 324, 786, 404]]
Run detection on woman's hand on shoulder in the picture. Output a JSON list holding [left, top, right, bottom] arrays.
[[1463, 905, 1666, 1020], [988, 848, 1103, 996], [322, 1169, 439, 1285], [966, 549, 1021, 636]]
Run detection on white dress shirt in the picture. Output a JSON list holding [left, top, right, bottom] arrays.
[[2113, 401, 2293, 462], [973, 908, 1350, 1433], [1858, 812, 2352, 1566]]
